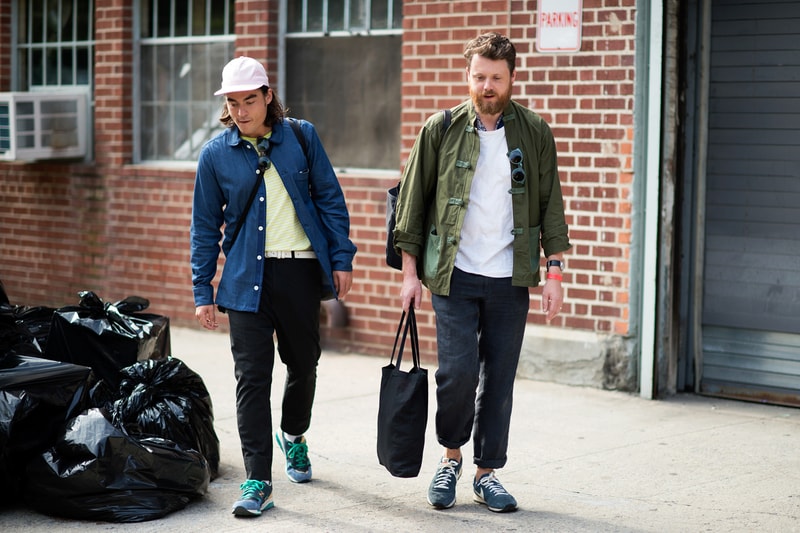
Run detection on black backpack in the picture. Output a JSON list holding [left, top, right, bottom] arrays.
[[385, 109, 451, 270]]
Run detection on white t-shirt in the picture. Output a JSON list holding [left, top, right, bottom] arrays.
[[454, 127, 514, 277]]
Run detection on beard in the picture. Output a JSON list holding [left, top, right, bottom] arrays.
[[471, 88, 512, 116]]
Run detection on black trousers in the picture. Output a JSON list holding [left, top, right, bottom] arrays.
[[226, 258, 322, 482]]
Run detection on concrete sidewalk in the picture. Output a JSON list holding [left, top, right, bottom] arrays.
[[2, 326, 800, 532]]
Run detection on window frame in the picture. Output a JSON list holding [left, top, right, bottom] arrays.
[[133, 0, 236, 164], [280, 0, 403, 173], [12, 0, 96, 91]]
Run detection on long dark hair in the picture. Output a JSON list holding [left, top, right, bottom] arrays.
[[218, 86, 287, 128]]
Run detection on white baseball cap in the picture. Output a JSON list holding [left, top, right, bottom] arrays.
[[214, 56, 270, 96]]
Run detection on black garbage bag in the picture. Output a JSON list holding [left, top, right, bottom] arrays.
[[0, 304, 23, 360], [111, 357, 220, 479], [0, 355, 91, 502], [24, 407, 210, 522], [43, 291, 170, 390], [0, 304, 56, 360]]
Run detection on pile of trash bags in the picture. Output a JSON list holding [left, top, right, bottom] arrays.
[[0, 283, 219, 522]]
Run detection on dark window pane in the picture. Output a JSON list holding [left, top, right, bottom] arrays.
[[286, 34, 401, 170], [157, 0, 172, 37], [392, 0, 402, 29], [32, 8, 44, 42], [46, 4, 60, 41], [44, 47, 62, 85], [287, 0, 302, 32], [61, 48, 74, 84], [77, 0, 93, 40], [209, 0, 233, 34], [192, 0, 207, 35], [349, 0, 366, 30], [307, 0, 323, 32], [141, 0, 155, 37], [61, 1, 74, 41], [328, 0, 345, 31], [16, 50, 27, 90], [76, 47, 91, 85], [371, 0, 387, 29], [175, 3, 189, 36], [31, 49, 43, 85]]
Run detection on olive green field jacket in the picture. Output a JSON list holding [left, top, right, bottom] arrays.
[[393, 99, 571, 296]]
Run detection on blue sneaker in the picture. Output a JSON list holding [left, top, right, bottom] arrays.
[[427, 457, 462, 509], [473, 472, 518, 512], [231, 479, 273, 517], [275, 432, 312, 483]]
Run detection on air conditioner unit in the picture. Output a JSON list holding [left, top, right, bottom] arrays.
[[0, 88, 89, 161]]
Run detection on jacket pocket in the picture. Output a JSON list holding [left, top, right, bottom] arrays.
[[423, 225, 440, 279], [528, 224, 542, 272], [295, 169, 311, 197]]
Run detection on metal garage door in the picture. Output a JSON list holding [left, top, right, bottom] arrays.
[[700, 0, 800, 405]]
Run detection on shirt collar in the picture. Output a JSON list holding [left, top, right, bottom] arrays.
[[474, 114, 504, 131]]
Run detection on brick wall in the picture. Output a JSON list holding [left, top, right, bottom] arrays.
[[404, 0, 635, 338], [0, 0, 637, 365]]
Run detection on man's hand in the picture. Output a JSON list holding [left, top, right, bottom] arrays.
[[541, 278, 564, 323], [333, 270, 353, 298], [195, 304, 219, 330], [400, 251, 422, 311]]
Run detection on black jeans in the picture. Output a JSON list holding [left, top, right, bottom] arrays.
[[431, 267, 530, 470], [227, 258, 322, 482]]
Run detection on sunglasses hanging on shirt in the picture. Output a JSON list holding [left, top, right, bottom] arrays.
[[256, 137, 273, 172], [507, 147, 525, 185]]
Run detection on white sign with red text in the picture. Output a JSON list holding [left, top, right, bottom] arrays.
[[536, 0, 583, 53]]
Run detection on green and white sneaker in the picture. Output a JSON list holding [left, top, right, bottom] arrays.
[[473, 471, 518, 512], [232, 479, 273, 517], [275, 432, 312, 483]]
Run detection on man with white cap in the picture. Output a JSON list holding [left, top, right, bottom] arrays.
[[190, 56, 356, 517]]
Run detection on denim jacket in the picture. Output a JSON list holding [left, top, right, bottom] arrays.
[[393, 100, 570, 295], [191, 119, 356, 312]]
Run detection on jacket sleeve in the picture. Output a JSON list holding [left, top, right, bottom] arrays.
[[393, 113, 444, 258], [302, 122, 357, 271], [190, 145, 225, 307], [537, 121, 571, 257]]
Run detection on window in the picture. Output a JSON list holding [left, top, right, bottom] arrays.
[[286, 0, 402, 170], [15, 0, 95, 89], [137, 0, 235, 162], [11, 1, 93, 160]]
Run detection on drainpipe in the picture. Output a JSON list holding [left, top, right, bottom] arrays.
[[278, 0, 287, 97], [636, 0, 664, 399]]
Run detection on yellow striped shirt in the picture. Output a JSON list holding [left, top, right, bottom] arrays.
[[244, 135, 311, 252]]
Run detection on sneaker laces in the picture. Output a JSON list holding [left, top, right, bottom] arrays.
[[286, 439, 310, 470], [477, 472, 509, 496], [431, 460, 459, 490], [239, 479, 267, 500]]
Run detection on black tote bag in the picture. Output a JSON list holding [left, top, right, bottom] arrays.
[[376, 307, 428, 477]]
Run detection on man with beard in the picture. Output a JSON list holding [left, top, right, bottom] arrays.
[[392, 32, 570, 513]]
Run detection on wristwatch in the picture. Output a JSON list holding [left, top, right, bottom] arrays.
[[546, 260, 565, 272]]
